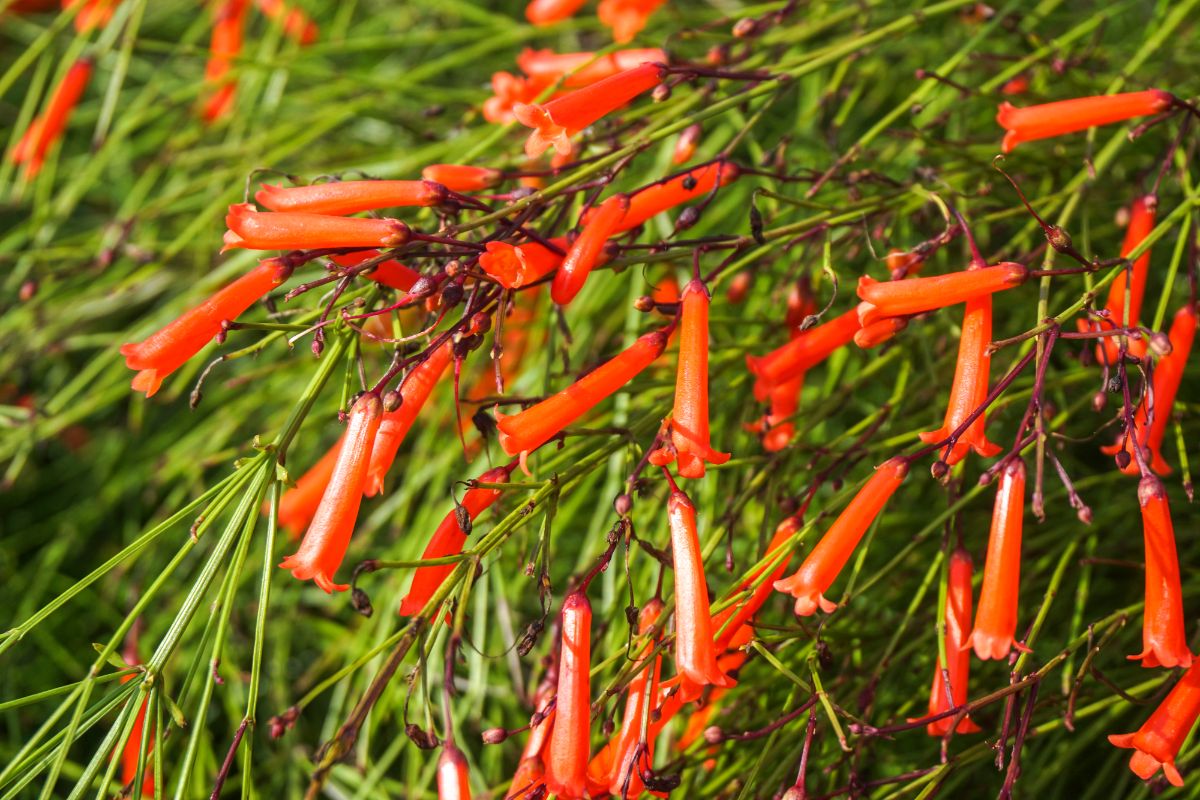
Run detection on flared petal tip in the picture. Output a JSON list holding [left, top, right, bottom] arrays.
[[279, 556, 349, 593], [221, 229, 245, 253], [966, 629, 1013, 661], [1129, 645, 1193, 669], [130, 369, 162, 397]]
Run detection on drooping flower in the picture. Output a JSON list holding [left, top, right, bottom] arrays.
[[603, 599, 663, 798], [202, 0, 249, 124], [505, 758, 545, 800], [552, 194, 628, 305], [479, 238, 568, 289], [1103, 303, 1196, 476], [483, 71, 556, 124], [1109, 660, 1200, 787], [597, 0, 667, 42], [254, 180, 444, 216], [1129, 474, 1192, 669], [524, 0, 587, 25], [328, 250, 420, 292], [365, 341, 453, 496], [746, 284, 816, 450], [924, 548, 982, 736], [222, 203, 410, 252], [398, 464, 514, 617], [652, 280, 730, 478], [917, 296, 1002, 464], [117, 643, 154, 797], [11, 57, 92, 178], [667, 479, 732, 699], [254, 0, 318, 44], [513, 62, 665, 157], [517, 48, 668, 88], [279, 393, 383, 592], [746, 307, 861, 401], [506, 666, 556, 800], [276, 435, 343, 539], [966, 458, 1027, 661], [605, 161, 740, 233], [774, 457, 909, 616], [496, 328, 668, 459], [421, 164, 503, 193], [544, 589, 593, 800], [1086, 195, 1157, 364], [713, 514, 799, 652], [63, 0, 115, 32], [997, 89, 1173, 152], [437, 743, 471, 800], [856, 262, 1028, 326], [120, 258, 291, 397]]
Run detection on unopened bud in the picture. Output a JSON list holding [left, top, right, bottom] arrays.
[[703, 726, 724, 744], [652, 83, 672, 103], [1148, 332, 1172, 358], [931, 460, 949, 480], [614, 493, 633, 516], [481, 727, 508, 744], [634, 295, 656, 312], [731, 17, 758, 37]]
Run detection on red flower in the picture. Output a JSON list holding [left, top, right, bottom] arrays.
[[1083, 195, 1157, 364], [437, 743, 471, 800], [497, 329, 667, 459], [997, 90, 1173, 152], [713, 514, 799, 652], [666, 479, 732, 699], [856, 262, 1027, 326], [120, 259, 291, 397], [365, 341, 453, 496], [602, 161, 740, 233], [544, 589, 593, 799], [1129, 475, 1192, 669], [254, 0, 318, 44], [1000, 75, 1029, 96], [1109, 660, 1200, 787], [398, 464, 514, 617], [603, 599, 663, 797], [63, 0, 115, 32], [746, 284, 817, 449], [774, 457, 909, 615], [328, 250, 420, 292], [517, 48, 668, 88], [917, 295, 1002, 464], [222, 203, 410, 252], [480, 237, 568, 289], [966, 458, 1027, 660], [11, 58, 92, 178], [513, 62, 665, 157], [597, 0, 667, 43], [254, 180, 443, 216], [1102, 303, 1196, 476], [746, 307, 861, 401], [277, 435, 342, 539], [653, 280, 730, 478], [505, 758, 544, 799], [116, 645, 154, 797], [483, 71, 556, 125], [421, 164, 503, 193], [524, 0, 586, 25], [279, 393, 383, 592], [924, 548, 982, 736], [202, 0, 248, 123], [552, 195, 628, 305]]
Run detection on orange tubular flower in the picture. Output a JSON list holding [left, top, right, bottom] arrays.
[[365, 341, 453, 496], [655, 280, 730, 478], [117, 643, 154, 797], [421, 164, 503, 193], [483, 71, 556, 125], [1000, 75, 1029, 96], [965, 458, 1027, 661], [506, 758, 545, 800], [202, 0, 248, 123], [513, 62, 665, 157], [746, 307, 861, 401], [517, 48, 668, 88], [1085, 195, 1157, 364], [437, 743, 471, 800], [747, 285, 816, 450], [917, 296, 1002, 464], [925, 549, 981, 736], [254, 0, 318, 44], [1109, 660, 1200, 787], [279, 393, 383, 592], [479, 237, 567, 289], [277, 435, 343, 539], [597, 0, 667, 42], [1103, 304, 1197, 476], [11, 58, 92, 178], [497, 328, 667, 458], [713, 515, 799, 652], [64, 0, 115, 32], [120, 259, 290, 397], [254, 180, 443, 216], [856, 262, 1028, 326], [328, 250, 420, 292], [774, 457, 909, 616], [1130, 475, 1192, 669], [398, 465, 513, 617], [222, 204, 410, 252], [544, 590, 592, 800], [552, 194, 629, 305], [604, 599, 663, 797], [997, 89, 1173, 153], [668, 483, 732, 699], [524, 0, 586, 25], [607, 161, 740, 233]]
